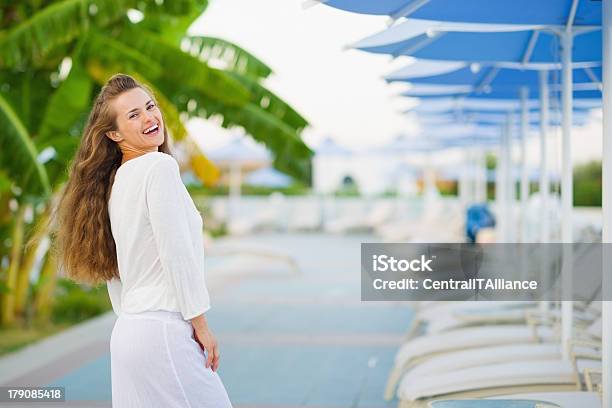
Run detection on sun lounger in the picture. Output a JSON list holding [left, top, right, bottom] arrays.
[[488, 391, 602, 407], [397, 359, 600, 407], [385, 324, 555, 400], [286, 199, 322, 231], [430, 400, 561, 408], [386, 316, 601, 400], [425, 305, 598, 335], [326, 200, 397, 234]]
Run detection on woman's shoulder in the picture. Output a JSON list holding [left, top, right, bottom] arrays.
[[143, 152, 182, 187], [127, 151, 178, 173], [146, 152, 179, 172], [116, 152, 179, 183]]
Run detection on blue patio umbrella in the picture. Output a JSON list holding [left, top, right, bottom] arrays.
[[389, 64, 601, 86], [315, 137, 352, 156], [416, 110, 591, 127], [389, 56, 601, 245], [319, 0, 601, 27], [245, 167, 293, 188], [392, 65, 601, 95], [208, 136, 271, 164], [352, 22, 601, 253], [353, 23, 601, 64], [208, 136, 271, 220], [374, 134, 446, 153], [318, 3, 611, 393], [402, 88, 602, 99], [407, 96, 601, 113]]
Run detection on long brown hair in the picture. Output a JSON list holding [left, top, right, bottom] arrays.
[[52, 73, 172, 285]]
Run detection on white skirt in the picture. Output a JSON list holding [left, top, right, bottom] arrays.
[[110, 310, 232, 408]]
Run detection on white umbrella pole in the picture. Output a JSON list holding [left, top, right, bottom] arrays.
[[602, 0, 612, 404], [539, 70, 550, 244], [497, 125, 508, 242], [229, 162, 241, 222], [560, 31, 574, 361], [459, 151, 469, 208], [560, 32, 574, 244], [479, 148, 488, 203], [506, 112, 515, 242], [424, 153, 437, 206], [538, 70, 551, 313], [520, 87, 529, 243]]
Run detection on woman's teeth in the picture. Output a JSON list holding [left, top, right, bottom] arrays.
[[143, 124, 159, 135]]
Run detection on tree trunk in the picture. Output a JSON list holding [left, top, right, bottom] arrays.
[[0, 205, 26, 327], [33, 251, 58, 325], [14, 206, 50, 316]]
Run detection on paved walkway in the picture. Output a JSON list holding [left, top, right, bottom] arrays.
[[0, 234, 413, 407]]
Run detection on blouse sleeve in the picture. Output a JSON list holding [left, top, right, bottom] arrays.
[[106, 277, 123, 316], [145, 155, 211, 320]]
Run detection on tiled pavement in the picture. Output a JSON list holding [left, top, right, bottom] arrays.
[[0, 234, 414, 408]]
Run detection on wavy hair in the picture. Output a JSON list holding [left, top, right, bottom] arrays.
[[52, 73, 172, 285]]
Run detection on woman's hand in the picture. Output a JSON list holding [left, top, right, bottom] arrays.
[[190, 314, 220, 372]]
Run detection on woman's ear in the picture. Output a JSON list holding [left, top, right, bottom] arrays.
[[106, 130, 122, 142]]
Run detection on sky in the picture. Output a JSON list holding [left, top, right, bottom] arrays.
[[186, 0, 603, 168]]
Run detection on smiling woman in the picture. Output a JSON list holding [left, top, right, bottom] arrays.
[[52, 74, 232, 408], [105, 88, 166, 164]]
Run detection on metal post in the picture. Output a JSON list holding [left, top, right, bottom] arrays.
[[229, 162, 241, 224], [506, 112, 515, 242], [560, 31, 574, 361], [520, 87, 529, 243], [497, 125, 508, 242], [539, 70, 550, 244], [480, 148, 488, 203], [602, 0, 612, 404], [560, 32, 574, 244]]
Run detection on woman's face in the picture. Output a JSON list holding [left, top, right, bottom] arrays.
[[107, 87, 165, 152]]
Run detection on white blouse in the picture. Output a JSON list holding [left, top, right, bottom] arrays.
[[106, 151, 210, 320]]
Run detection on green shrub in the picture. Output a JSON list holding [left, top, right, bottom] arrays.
[[573, 161, 601, 207], [51, 279, 111, 324]]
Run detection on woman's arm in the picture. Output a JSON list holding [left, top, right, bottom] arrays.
[[146, 155, 219, 369], [146, 155, 211, 320], [191, 313, 220, 372]]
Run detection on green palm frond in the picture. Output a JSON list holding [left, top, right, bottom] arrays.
[[0, 92, 50, 197], [140, 0, 209, 46], [116, 26, 250, 107], [134, 0, 208, 17], [82, 29, 163, 80], [229, 72, 308, 133], [0, 69, 56, 133], [0, 0, 136, 68], [183, 36, 273, 79], [154, 80, 312, 181], [36, 60, 93, 183], [217, 103, 312, 181]]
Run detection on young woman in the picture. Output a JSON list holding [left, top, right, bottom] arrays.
[[54, 73, 232, 407]]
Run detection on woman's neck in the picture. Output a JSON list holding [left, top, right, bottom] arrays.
[[120, 147, 157, 165]]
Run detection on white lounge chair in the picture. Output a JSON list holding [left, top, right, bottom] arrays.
[[386, 316, 601, 400], [326, 200, 398, 234], [397, 358, 600, 407], [488, 391, 602, 407], [286, 199, 322, 231], [429, 399, 561, 408], [424, 304, 599, 336]]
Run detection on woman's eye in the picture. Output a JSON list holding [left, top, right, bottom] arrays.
[[147, 104, 155, 110], [129, 113, 137, 119]]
